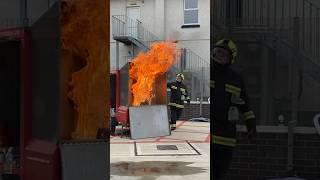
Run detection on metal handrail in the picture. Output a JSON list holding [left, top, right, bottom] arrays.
[[212, 0, 320, 65], [112, 15, 160, 49], [171, 49, 210, 100], [174, 48, 210, 77]]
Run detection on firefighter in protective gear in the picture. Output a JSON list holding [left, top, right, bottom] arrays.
[[167, 73, 190, 130], [211, 39, 256, 179]]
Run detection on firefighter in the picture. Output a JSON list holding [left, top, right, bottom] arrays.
[[110, 107, 118, 136], [109, 101, 118, 136], [211, 39, 257, 179], [167, 73, 190, 130]]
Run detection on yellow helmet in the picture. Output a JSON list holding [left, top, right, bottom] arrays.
[[214, 39, 238, 64], [176, 73, 185, 80]]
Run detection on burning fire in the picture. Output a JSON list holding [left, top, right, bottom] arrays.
[[129, 41, 179, 106]]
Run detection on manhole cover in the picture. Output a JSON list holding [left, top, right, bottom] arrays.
[[157, 145, 178, 150], [135, 142, 201, 156]]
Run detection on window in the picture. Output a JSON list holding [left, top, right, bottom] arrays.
[[183, 0, 199, 25]]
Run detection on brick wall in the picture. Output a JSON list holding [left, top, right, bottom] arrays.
[[224, 128, 320, 180], [178, 103, 210, 120]]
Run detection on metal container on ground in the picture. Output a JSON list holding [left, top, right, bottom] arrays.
[[59, 140, 108, 180]]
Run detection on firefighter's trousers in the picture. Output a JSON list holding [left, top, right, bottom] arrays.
[[170, 106, 183, 128]]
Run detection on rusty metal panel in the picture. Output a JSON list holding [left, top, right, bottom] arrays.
[[129, 105, 170, 139], [119, 62, 168, 106], [150, 73, 167, 105]]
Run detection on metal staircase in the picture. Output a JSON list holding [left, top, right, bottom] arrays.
[[112, 15, 159, 52], [171, 48, 210, 100], [211, 0, 320, 82]]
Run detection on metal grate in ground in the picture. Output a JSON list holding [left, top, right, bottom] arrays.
[[134, 141, 201, 156]]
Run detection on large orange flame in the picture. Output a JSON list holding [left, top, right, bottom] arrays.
[[129, 41, 179, 106]]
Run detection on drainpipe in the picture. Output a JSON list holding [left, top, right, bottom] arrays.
[[116, 41, 120, 70], [288, 57, 298, 174], [287, 17, 300, 175], [314, 114, 320, 136], [199, 67, 204, 117], [164, 0, 167, 40], [23, 0, 29, 27]]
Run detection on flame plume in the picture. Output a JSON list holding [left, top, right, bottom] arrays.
[[129, 41, 179, 106]]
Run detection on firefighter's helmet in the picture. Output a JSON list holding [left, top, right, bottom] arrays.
[[176, 73, 185, 81], [214, 39, 238, 64]]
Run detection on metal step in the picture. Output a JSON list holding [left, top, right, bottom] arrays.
[[113, 35, 149, 52]]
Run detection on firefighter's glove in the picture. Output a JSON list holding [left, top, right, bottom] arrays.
[[246, 118, 257, 140], [247, 127, 257, 140]]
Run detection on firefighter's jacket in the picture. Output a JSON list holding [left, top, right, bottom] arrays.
[[211, 63, 256, 147], [167, 81, 190, 109]]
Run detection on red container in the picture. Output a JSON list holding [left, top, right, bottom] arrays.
[[116, 106, 129, 124]]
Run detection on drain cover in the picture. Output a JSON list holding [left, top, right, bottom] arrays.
[[135, 142, 200, 156], [157, 145, 178, 150]]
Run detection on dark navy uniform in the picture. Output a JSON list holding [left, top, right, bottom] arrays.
[[167, 80, 190, 129], [211, 62, 256, 179], [211, 39, 256, 180], [212, 64, 256, 147]]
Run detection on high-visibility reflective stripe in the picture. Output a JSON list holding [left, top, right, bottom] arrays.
[[225, 84, 241, 95], [245, 115, 255, 120], [243, 111, 254, 117], [170, 124, 176, 128], [186, 96, 190, 100], [225, 88, 240, 95], [168, 102, 184, 108], [225, 84, 241, 92], [180, 88, 186, 92], [243, 110, 255, 120], [171, 86, 178, 89], [210, 80, 215, 88], [226, 84, 241, 91], [212, 135, 236, 147]]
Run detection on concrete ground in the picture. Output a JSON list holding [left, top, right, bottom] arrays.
[[110, 120, 210, 180]]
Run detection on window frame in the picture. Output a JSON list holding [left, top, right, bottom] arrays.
[[183, 0, 199, 26]]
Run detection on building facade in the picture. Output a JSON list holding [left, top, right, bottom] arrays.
[[110, 0, 210, 101]]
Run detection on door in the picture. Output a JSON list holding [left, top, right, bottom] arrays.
[[126, 6, 141, 39]]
